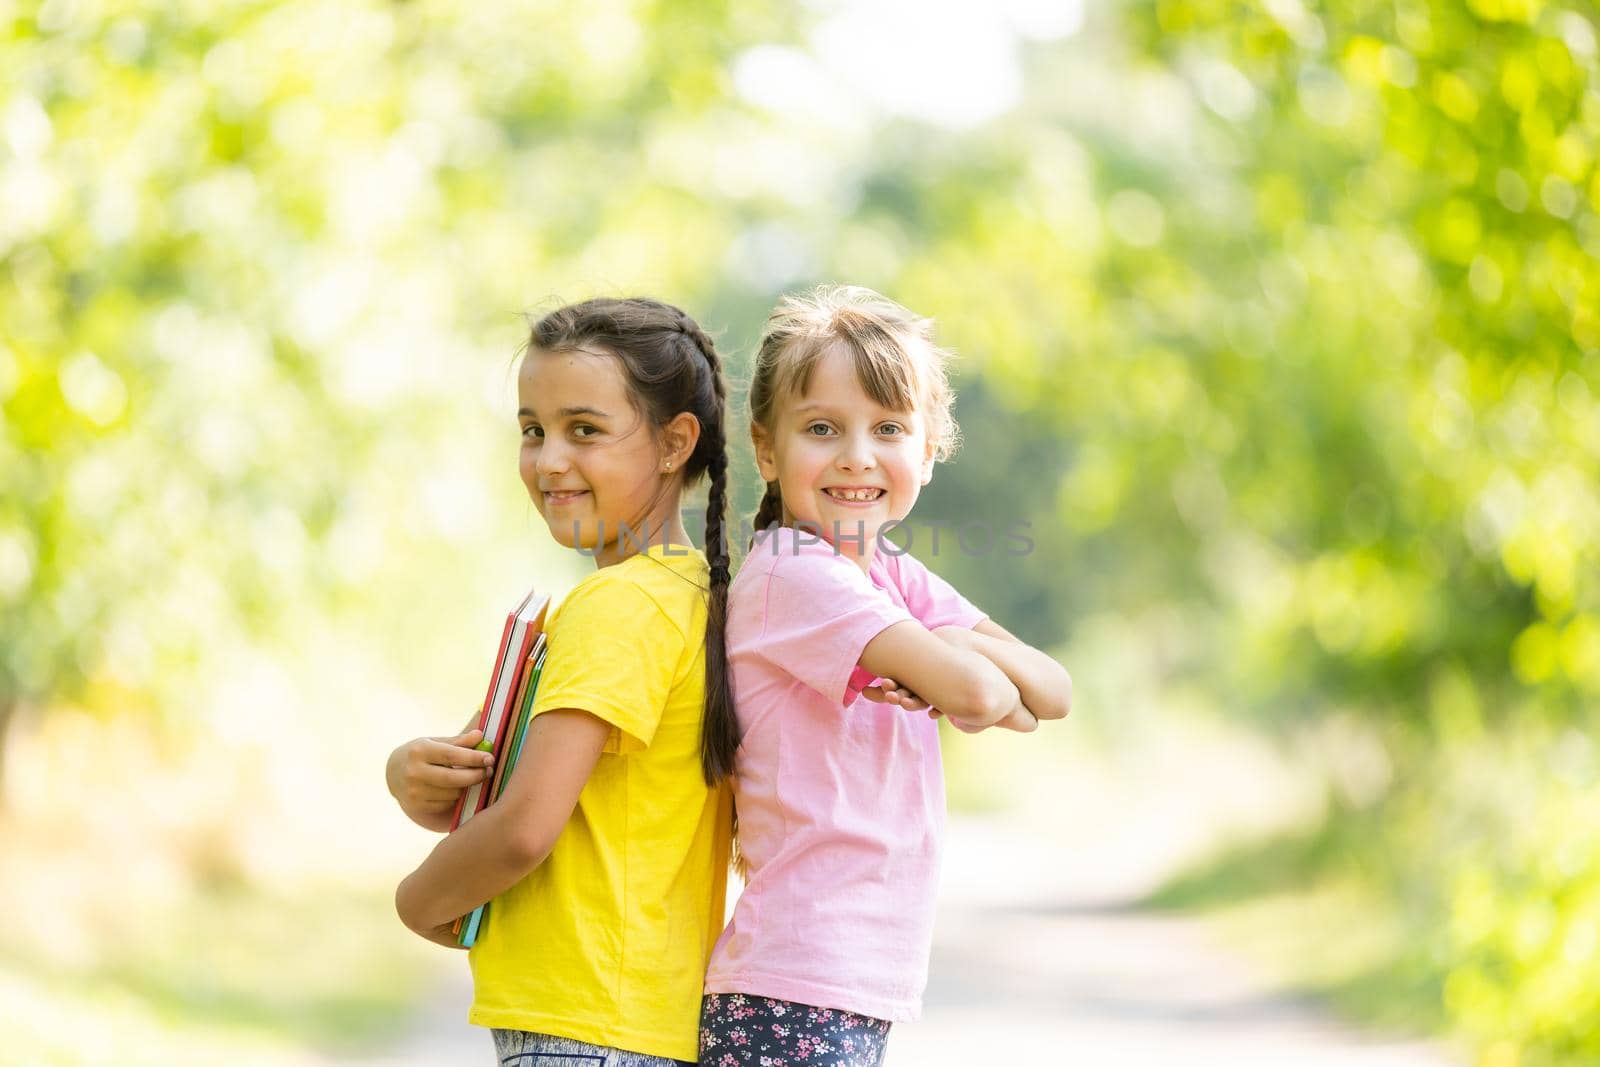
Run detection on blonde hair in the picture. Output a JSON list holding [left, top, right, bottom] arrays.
[[749, 285, 960, 531]]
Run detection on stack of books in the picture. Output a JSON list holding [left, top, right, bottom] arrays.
[[449, 586, 550, 947]]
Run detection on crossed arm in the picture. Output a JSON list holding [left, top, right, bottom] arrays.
[[859, 617, 1072, 734]]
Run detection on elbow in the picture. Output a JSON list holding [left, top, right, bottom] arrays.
[[980, 684, 1020, 728], [512, 831, 563, 870], [954, 668, 1018, 728], [1039, 668, 1073, 721], [395, 874, 431, 935], [394, 882, 411, 932], [504, 821, 558, 872]]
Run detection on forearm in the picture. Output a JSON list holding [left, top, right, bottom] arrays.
[[861, 621, 1019, 727], [938, 646, 1022, 729], [964, 631, 1071, 721], [404, 809, 457, 833], [395, 805, 545, 934]]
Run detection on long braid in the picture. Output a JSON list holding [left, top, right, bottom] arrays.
[[674, 316, 740, 787], [752, 481, 783, 537]]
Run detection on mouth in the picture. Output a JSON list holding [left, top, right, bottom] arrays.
[[542, 489, 591, 506], [822, 487, 886, 504]]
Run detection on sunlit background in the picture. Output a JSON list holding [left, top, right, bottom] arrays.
[[4, 0, 1597, 1064]]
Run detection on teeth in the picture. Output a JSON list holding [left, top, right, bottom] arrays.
[[827, 488, 883, 502]]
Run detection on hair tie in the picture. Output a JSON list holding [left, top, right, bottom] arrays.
[[709, 560, 731, 583]]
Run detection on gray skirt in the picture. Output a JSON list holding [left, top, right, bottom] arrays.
[[491, 1028, 695, 1067]]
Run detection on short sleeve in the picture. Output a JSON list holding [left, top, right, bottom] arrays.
[[755, 532, 914, 707], [532, 575, 684, 752], [885, 551, 986, 631]]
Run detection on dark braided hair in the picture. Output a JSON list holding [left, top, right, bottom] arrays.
[[530, 298, 739, 786], [668, 312, 740, 786], [752, 480, 783, 534]]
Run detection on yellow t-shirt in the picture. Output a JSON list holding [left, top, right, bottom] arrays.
[[468, 544, 732, 1061]]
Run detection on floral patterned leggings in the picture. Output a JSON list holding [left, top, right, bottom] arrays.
[[698, 992, 892, 1067]]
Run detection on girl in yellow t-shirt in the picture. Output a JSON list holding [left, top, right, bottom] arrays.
[[386, 297, 738, 1065]]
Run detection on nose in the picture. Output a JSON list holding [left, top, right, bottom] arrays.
[[535, 436, 569, 477], [835, 428, 877, 472]]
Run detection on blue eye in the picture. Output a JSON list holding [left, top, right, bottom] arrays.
[[878, 423, 904, 436], [806, 423, 834, 436]]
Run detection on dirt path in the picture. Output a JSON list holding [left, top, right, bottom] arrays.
[[347, 723, 1463, 1066], [884, 820, 1456, 1066]]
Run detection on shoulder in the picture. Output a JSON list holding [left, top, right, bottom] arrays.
[[553, 555, 700, 645], [731, 528, 881, 634], [561, 560, 653, 605], [740, 526, 872, 587], [874, 542, 939, 595], [877, 544, 986, 630], [876, 543, 925, 581]]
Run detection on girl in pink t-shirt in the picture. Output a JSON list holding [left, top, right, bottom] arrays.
[[700, 286, 1073, 1066]]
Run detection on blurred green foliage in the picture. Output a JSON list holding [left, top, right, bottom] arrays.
[[4, 0, 1598, 1062], [880, 2, 1598, 1061], [3, 886, 438, 1063], [0, 0, 792, 739]]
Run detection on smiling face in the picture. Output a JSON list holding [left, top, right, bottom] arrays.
[[517, 346, 679, 566], [753, 342, 937, 565]]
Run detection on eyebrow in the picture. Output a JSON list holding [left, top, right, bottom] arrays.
[[792, 401, 905, 417], [517, 406, 611, 419]]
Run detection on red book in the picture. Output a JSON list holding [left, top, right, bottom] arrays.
[[449, 587, 550, 832]]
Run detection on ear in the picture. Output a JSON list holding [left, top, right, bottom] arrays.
[[661, 412, 702, 472], [751, 421, 778, 483]]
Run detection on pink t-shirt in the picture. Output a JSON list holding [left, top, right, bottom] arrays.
[[704, 525, 986, 1022]]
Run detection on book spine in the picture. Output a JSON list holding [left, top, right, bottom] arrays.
[[447, 589, 547, 944], [458, 902, 486, 948], [470, 622, 538, 817], [500, 646, 547, 787], [450, 609, 519, 831], [457, 645, 546, 944], [486, 649, 538, 802]]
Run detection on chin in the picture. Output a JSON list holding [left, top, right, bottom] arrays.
[[540, 516, 598, 552]]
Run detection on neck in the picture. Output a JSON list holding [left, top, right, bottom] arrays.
[[781, 511, 876, 572], [593, 510, 693, 568]]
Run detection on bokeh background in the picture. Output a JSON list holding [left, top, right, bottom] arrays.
[[4, 0, 1597, 1064]]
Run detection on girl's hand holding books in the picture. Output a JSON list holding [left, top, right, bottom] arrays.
[[387, 724, 496, 832]]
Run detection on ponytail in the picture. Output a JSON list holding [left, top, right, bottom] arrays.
[[751, 480, 783, 542]]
